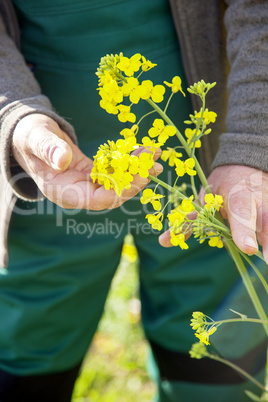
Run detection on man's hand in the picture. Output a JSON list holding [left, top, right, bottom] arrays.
[[159, 165, 268, 264], [12, 114, 163, 210]]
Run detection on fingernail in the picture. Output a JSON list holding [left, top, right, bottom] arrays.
[[243, 236, 258, 249], [159, 232, 168, 241], [159, 233, 164, 241], [52, 147, 65, 169], [155, 164, 163, 175]]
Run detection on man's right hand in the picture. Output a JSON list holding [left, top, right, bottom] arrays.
[[12, 114, 163, 210]]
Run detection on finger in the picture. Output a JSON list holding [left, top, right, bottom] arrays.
[[26, 126, 73, 171], [132, 146, 162, 161], [159, 229, 173, 247], [226, 188, 258, 255], [256, 206, 268, 264], [87, 161, 163, 210]]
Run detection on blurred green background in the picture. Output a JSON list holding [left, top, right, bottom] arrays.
[[71, 235, 156, 402]]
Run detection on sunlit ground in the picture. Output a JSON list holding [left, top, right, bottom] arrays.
[[72, 235, 156, 401]]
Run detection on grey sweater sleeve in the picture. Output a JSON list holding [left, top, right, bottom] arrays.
[[213, 0, 268, 172], [0, 11, 77, 201]]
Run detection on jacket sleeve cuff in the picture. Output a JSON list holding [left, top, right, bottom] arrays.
[[212, 132, 268, 172], [0, 95, 77, 201]]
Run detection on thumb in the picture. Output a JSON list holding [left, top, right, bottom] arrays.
[[27, 126, 73, 171], [226, 187, 258, 255]]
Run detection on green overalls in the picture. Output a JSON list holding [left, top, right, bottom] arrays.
[[1, 0, 267, 400]]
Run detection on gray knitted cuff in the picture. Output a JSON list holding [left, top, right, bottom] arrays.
[[0, 95, 77, 201], [213, 133, 268, 172]]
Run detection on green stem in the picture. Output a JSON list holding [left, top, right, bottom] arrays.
[[136, 110, 156, 126], [225, 241, 268, 335], [207, 353, 268, 393], [238, 249, 268, 295], [164, 92, 174, 114], [213, 317, 268, 326], [190, 175, 201, 205], [148, 174, 183, 197]]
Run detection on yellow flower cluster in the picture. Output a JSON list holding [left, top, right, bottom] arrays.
[[145, 212, 164, 231], [164, 76, 185, 96], [174, 157, 196, 177], [167, 196, 195, 249], [161, 148, 183, 166], [185, 128, 201, 148], [189, 342, 208, 359], [149, 119, 176, 144], [90, 136, 155, 196], [191, 193, 224, 249], [190, 311, 218, 345], [140, 188, 165, 211], [95, 53, 224, 254], [96, 53, 165, 122], [195, 108, 217, 125], [204, 193, 223, 212], [140, 188, 165, 231]]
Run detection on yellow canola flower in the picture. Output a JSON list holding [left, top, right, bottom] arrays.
[[204, 193, 223, 211], [142, 136, 162, 152], [161, 147, 183, 167], [96, 53, 122, 83], [168, 209, 185, 228], [99, 80, 123, 104], [207, 232, 224, 248], [122, 77, 141, 104], [141, 56, 157, 71], [117, 105, 136, 123], [190, 311, 207, 331], [128, 155, 140, 175], [148, 119, 176, 144], [185, 128, 201, 148], [98, 80, 123, 115], [110, 151, 130, 170], [170, 232, 189, 249], [120, 124, 139, 139], [176, 196, 195, 215], [189, 343, 208, 359], [164, 76, 185, 96], [167, 197, 195, 249], [116, 53, 142, 76], [139, 80, 165, 103], [174, 157, 196, 177], [98, 70, 115, 87], [195, 108, 217, 125], [91, 136, 155, 196], [145, 212, 164, 231], [138, 152, 155, 178], [112, 168, 134, 195], [195, 327, 217, 345], [99, 98, 119, 115], [190, 311, 218, 345], [140, 188, 165, 211], [116, 136, 138, 153], [184, 158, 197, 175]]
